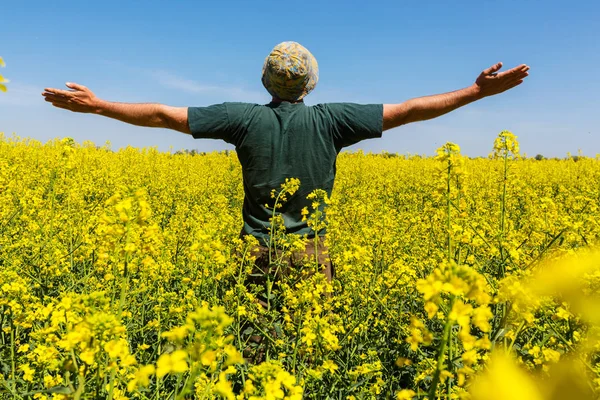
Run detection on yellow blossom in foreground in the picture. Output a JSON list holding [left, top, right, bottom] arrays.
[[156, 350, 188, 378], [396, 389, 416, 399], [127, 365, 155, 392], [470, 352, 543, 400]]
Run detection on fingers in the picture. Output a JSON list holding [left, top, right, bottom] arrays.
[[497, 78, 525, 95], [483, 62, 503, 75], [50, 102, 73, 111], [42, 82, 87, 98], [504, 70, 529, 87], [498, 64, 530, 79], [66, 82, 88, 91], [43, 96, 73, 111], [43, 95, 67, 106], [43, 87, 72, 97], [42, 87, 78, 104], [503, 79, 524, 93], [501, 70, 529, 83], [42, 92, 67, 100], [42, 92, 73, 107]]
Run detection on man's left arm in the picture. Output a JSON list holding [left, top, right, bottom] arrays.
[[382, 62, 530, 131], [42, 83, 191, 134]]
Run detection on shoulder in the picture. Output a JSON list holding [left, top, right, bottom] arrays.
[[311, 102, 383, 110], [188, 102, 263, 111], [188, 102, 265, 121], [222, 102, 273, 114], [310, 103, 383, 117]]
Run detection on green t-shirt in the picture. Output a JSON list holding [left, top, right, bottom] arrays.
[[188, 101, 383, 245]]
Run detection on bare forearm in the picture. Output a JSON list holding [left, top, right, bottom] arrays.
[[383, 85, 481, 130], [96, 100, 169, 128], [97, 101, 190, 133], [382, 63, 530, 131], [42, 83, 190, 133]]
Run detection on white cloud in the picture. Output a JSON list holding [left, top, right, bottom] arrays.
[[150, 70, 267, 102], [98, 60, 269, 102], [0, 82, 43, 106]]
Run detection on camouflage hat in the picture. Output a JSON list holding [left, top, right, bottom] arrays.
[[261, 41, 319, 102]]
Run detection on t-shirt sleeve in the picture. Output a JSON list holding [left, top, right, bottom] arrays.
[[188, 103, 249, 145], [325, 103, 384, 149]]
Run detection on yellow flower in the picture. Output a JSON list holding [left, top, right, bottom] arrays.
[[0, 56, 7, 92], [161, 325, 190, 342], [461, 349, 479, 366], [395, 357, 412, 367], [20, 364, 35, 382], [237, 305, 247, 316], [127, 365, 155, 392], [80, 348, 97, 365], [223, 344, 244, 366], [471, 305, 493, 332], [214, 371, 235, 400], [321, 360, 338, 374], [542, 348, 561, 364], [200, 350, 217, 367], [396, 389, 416, 399], [43, 374, 62, 388], [449, 300, 472, 327], [104, 339, 130, 360], [156, 350, 188, 378], [470, 352, 543, 400], [554, 307, 571, 321], [424, 301, 438, 319]]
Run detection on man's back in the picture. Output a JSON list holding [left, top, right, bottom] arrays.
[[188, 101, 383, 244]]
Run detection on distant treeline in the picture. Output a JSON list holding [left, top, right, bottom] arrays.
[[172, 148, 590, 161]]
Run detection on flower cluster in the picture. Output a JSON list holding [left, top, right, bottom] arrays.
[[0, 56, 7, 92]]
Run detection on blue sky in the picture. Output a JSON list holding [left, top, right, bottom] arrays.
[[1, 0, 599, 157]]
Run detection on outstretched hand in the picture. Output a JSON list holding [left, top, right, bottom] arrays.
[[42, 83, 100, 113], [474, 62, 530, 98]]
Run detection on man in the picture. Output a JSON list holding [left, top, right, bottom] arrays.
[[42, 41, 529, 283]]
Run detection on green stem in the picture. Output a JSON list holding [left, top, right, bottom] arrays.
[[447, 159, 452, 262], [291, 307, 305, 374], [428, 297, 455, 400], [173, 374, 182, 399], [155, 310, 161, 400], [71, 349, 85, 400], [508, 321, 525, 351], [499, 152, 508, 278], [266, 190, 284, 313], [545, 318, 596, 374], [10, 318, 15, 399], [107, 367, 116, 400], [235, 302, 246, 385], [447, 324, 453, 398]]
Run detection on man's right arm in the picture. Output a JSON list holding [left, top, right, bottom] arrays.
[[382, 62, 530, 131], [42, 83, 191, 134]]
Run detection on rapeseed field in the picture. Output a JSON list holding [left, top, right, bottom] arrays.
[[0, 132, 599, 399]]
